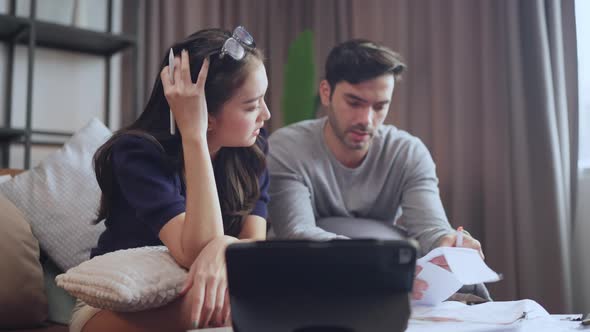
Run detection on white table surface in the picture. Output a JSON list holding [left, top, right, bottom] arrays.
[[189, 315, 585, 332]]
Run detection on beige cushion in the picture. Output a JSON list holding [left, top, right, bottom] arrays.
[[0, 194, 48, 328]]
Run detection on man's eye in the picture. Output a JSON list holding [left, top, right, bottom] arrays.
[[374, 103, 388, 111]]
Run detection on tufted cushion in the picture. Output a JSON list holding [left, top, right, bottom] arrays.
[[56, 246, 187, 312]]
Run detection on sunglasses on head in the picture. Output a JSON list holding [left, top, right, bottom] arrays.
[[219, 26, 256, 61]]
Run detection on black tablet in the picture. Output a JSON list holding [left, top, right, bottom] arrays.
[[226, 239, 417, 332]]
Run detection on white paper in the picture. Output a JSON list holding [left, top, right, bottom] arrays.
[[411, 299, 549, 324], [414, 247, 501, 305], [418, 247, 501, 284], [412, 262, 462, 306]]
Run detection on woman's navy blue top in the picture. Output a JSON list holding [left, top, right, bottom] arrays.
[[90, 130, 269, 258]]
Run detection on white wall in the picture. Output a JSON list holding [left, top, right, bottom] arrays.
[[0, 0, 123, 168]]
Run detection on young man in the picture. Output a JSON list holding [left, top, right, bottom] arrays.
[[268, 39, 489, 299]]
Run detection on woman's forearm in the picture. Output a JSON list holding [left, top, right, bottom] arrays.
[[237, 215, 267, 240], [180, 136, 224, 264]]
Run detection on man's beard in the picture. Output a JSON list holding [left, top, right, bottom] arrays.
[[327, 107, 374, 150]]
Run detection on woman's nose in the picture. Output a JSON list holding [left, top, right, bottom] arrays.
[[261, 101, 271, 121]]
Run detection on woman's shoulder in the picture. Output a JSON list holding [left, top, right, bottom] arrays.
[[109, 132, 173, 172], [111, 132, 165, 156]]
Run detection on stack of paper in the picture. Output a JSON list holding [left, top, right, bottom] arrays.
[[411, 299, 550, 324]]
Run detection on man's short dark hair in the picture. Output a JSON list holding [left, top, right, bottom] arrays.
[[325, 39, 406, 90]]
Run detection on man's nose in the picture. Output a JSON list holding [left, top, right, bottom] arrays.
[[356, 107, 374, 128]]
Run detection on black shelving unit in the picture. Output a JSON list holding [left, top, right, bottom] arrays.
[[31, 20, 135, 56], [0, 0, 137, 168], [0, 13, 29, 40], [0, 128, 25, 141]]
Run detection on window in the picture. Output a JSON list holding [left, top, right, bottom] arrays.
[[577, 0, 590, 169]]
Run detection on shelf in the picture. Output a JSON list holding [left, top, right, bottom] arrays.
[[0, 14, 30, 42], [31, 129, 74, 137], [29, 20, 136, 56], [0, 15, 135, 56], [14, 140, 65, 147], [0, 128, 25, 142], [0, 128, 75, 144], [0, 2, 137, 168]]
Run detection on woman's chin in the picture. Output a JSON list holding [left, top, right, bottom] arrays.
[[247, 136, 258, 146], [224, 137, 257, 148]]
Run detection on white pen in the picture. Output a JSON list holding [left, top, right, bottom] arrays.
[[169, 48, 176, 135], [456, 226, 464, 247]]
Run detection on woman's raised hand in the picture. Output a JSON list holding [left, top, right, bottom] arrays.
[[160, 50, 210, 141]]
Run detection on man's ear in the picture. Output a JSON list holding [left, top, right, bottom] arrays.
[[319, 80, 332, 107]]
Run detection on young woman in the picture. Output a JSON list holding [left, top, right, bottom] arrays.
[[70, 27, 271, 332]]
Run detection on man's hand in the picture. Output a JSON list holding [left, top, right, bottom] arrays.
[[437, 231, 485, 259], [412, 255, 450, 300], [412, 265, 427, 300]]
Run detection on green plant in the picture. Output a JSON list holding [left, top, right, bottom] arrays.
[[281, 30, 317, 126]]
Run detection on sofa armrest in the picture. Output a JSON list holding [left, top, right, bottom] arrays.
[[0, 168, 24, 177]]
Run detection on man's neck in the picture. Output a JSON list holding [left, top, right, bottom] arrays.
[[323, 122, 369, 169]]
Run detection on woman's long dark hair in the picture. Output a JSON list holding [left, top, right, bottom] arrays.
[[93, 29, 266, 236]]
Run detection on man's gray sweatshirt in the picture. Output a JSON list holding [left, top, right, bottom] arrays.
[[267, 117, 453, 253]]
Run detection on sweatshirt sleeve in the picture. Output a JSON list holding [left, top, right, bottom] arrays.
[[267, 129, 348, 240], [397, 138, 453, 254]]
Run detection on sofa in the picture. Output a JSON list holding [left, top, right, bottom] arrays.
[[0, 117, 491, 332], [0, 118, 112, 331]]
